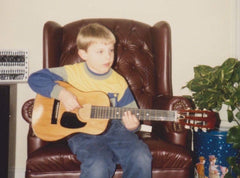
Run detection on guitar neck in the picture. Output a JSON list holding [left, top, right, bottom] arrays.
[[90, 106, 178, 121]]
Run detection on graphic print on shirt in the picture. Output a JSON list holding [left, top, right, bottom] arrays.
[[108, 93, 119, 107]]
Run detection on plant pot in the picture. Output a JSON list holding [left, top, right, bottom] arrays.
[[193, 129, 238, 178]]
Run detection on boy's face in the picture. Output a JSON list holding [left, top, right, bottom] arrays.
[[78, 42, 115, 74]]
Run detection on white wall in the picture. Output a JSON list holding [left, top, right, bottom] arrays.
[[237, 0, 240, 58], [0, 0, 237, 177]]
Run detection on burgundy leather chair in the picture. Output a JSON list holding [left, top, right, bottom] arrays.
[[22, 18, 193, 178]]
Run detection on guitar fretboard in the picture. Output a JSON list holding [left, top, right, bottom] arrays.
[[90, 106, 177, 121]]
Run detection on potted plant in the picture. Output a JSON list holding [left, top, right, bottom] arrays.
[[183, 58, 240, 177]]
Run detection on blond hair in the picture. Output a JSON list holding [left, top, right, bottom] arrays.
[[76, 23, 116, 50]]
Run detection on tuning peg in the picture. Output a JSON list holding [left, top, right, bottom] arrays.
[[202, 128, 207, 132], [184, 125, 190, 129]]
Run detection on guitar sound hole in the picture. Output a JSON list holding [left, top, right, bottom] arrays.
[[60, 112, 86, 128]]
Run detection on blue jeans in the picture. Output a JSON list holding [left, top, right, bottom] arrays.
[[68, 120, 152, 178]]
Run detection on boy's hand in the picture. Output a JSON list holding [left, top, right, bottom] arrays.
[[122, 111, 140, 131], [58, 88, 81, 111]]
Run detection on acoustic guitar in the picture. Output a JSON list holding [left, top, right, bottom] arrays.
[[32, 81, 217, 141]]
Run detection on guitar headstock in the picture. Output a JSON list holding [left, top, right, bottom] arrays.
[[177, 110, 217, 131]]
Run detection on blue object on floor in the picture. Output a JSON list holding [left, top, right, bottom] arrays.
[[193, 129, 238, 177]]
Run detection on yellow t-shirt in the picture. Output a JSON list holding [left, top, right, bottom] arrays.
[[50, 62, 137, 108]]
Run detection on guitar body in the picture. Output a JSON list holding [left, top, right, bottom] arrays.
[[32, 81, 110, 141]]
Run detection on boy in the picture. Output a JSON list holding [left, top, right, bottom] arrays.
[[28, 23, 152, 178]]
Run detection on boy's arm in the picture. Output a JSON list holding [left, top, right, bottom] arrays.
[[28, 67, 80, 111], [117, 87, 138, 108], [28, 68, 64, 98], [117, 87, 140, 131], [28, 67, 70, 98]]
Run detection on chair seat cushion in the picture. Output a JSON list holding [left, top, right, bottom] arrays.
[[26, 136, 192, 173]]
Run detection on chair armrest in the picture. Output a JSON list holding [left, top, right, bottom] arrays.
[[22, 98, 35, 123], [152, 95, 193, 149], [22, 98, 50, 155], [153, 95, 193, 110]]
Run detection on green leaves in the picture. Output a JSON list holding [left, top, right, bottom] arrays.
[[193, 65, 213, 78], [184, 58, 240, 112], [227, 126, 240, 149], [220, 58, 238, 81], [227, 155, 240, 176], [227, 109, 234, 123]]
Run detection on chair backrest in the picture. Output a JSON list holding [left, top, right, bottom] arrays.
[[24, 19, 177, 155], [43, 18, 173, 110]]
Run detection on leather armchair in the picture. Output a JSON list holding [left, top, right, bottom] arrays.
[[22, 18, 193, 178]]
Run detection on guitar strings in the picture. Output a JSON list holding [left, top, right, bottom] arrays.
[[90, 106, 177, 121]]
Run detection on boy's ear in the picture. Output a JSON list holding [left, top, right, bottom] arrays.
[[78, 49, 87, 61]]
